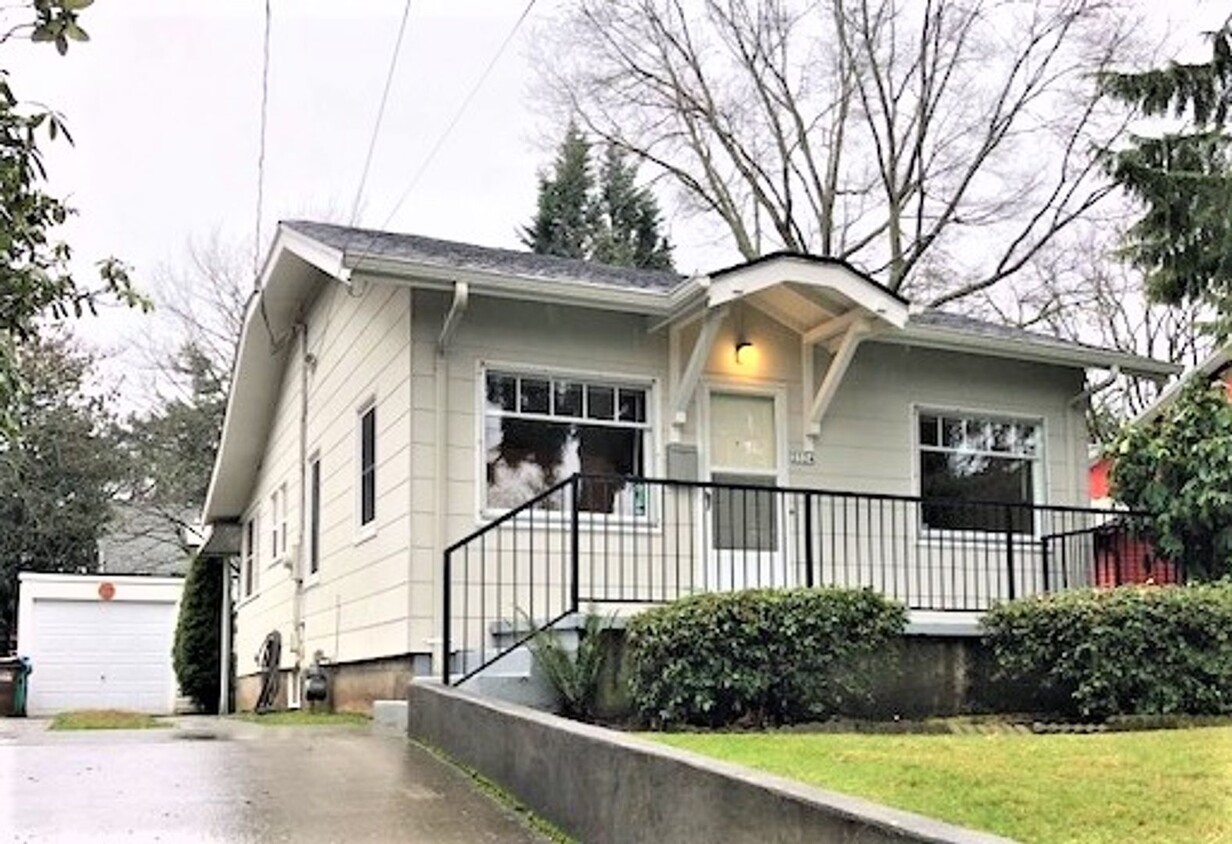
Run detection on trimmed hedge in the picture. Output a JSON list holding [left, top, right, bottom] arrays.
[[173, 555, 223, 713], [626, 588, 906, 728], [982, 583, 1232, 720]]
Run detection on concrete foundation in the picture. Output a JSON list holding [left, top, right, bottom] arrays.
[[408, 680, 1012, 844], [235, 653, 430, 714]]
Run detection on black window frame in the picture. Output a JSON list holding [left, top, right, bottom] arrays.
[[359, 403, 377, 529]]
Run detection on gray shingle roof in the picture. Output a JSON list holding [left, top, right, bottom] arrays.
[[283, 220, 684, 291], [908, 310, 1115, 355]]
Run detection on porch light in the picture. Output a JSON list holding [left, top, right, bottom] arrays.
[[734, 339, 755, 366]]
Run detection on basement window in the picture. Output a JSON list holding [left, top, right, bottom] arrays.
[[483, 370, 650, 515]]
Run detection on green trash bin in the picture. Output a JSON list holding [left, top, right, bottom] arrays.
[[0, 656, 31, 717]]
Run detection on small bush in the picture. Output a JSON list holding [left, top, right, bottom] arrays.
[[173, 554, 223, 713], [626, 588, 906, 728], [982, 582, 1232, 720], [525, 610, 610, 722]]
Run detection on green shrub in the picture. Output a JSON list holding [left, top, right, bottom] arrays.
[[626, 588, 906, 728], [982, 583, 1232, 720], [173, 554, 223, 713]]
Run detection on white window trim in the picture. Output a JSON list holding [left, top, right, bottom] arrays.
[[356, 397, 377, 543], [476, 361, 659, 526], [268, 484, 288, 566], [241, 508, 259, 601], [911, 403, 1047, 538]]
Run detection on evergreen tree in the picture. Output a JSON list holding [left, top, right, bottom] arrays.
[[520, 123, 595, 260], [173, 553, 223, 712], [1099, 18, 1232, 331], [591, 145, 674, 270], [0, 336, 120, 648], [522, 125, 674, 270]]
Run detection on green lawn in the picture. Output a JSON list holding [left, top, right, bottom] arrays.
[[50, 709, 169, 730], [230, 710, 370, 726], [650, 728, 1232, 844]]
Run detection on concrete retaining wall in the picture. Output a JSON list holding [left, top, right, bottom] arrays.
[[407, 680, 1013, 844]]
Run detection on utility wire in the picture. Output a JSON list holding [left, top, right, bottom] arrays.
[[254, 0, 273, 286], [347, 0, 415, 227], [346, 0, 539, 266]]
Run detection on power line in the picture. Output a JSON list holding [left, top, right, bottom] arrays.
[[254, 0, 273, 286], [347, 0, 415, 227], [346, 0, 539, 265]]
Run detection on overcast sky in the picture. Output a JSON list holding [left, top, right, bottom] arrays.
[[6, 0, 1226, 410]]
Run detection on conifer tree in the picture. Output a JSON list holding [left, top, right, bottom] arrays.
[[520, 123, 595, 260], [522, 125, 674, 270], [1099, 18, 1232, 330]]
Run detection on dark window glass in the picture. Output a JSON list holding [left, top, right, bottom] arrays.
[[711, 474, 777, 551], [486, 373, 516, 411], [310, 459, 321, 574], [553, 381, 583, 417], [586, 385, 615, 420], [519, 378, 550, 414], [920, 451, 1033, 533], [360, 406, 376, 526], [918, 414, 938, 447], [244, 520, 255, 596], [618, 388, 646, 422]]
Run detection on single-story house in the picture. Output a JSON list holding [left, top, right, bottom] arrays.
[[16, 572, 185, 715], [199, 220, 1179, 712]]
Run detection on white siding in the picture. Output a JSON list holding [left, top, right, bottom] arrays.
[[233, 280, 412, 679]]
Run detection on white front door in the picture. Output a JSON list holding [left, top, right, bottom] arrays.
[[705, 391, 791, 590]]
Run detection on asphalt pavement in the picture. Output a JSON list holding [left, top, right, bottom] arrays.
[[0, 716, 549, 843]]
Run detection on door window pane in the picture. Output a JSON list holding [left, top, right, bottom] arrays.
[[710, 393, 776, 471]]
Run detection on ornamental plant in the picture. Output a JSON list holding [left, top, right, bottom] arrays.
[[982, 583, 1232, 719], [1110, 379, 1232, 580], [626, 588, 906, 728]]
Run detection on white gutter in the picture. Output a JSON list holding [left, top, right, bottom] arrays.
[[886, 324, 1181, 380]]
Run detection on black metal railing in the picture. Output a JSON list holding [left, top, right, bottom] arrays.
[[442, 474, 1166, 685]]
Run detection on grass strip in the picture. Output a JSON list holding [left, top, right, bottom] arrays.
[[50, 709, 169, 730], [411, 738, 576, 844]]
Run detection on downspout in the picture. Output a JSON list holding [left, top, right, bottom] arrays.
[[292, 320, 311, 704], [1067, 365, 1120, 505], [433, 282, 468, 674]]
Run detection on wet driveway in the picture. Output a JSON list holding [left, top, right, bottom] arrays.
[[1, 718, 548, 843]]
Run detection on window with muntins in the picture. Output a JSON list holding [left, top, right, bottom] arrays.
[[359, 405, 376, 528], [309, 457, 321, 575], [917, 411, 1041, 534], [484, 370, 649, 514]]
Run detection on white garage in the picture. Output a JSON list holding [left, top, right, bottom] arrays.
[[16, 572, 185, 715]]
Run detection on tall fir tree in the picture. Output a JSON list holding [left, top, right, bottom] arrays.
[[522, 125, 674, 270], [1099, 18, 1232, 331], [520, 123, 595, 260], [591, 145, 674, 271]]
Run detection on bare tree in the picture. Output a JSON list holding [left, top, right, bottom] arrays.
[[542, 0, 1144, 303]]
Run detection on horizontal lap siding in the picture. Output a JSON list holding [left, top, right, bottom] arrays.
[[234, 281, 412, 678], [409, 291, 669, 651]]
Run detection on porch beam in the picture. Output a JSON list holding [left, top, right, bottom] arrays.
[[807, 319, 870, 437], [672, 306, 728, 426], [802, 309, 865, 347]]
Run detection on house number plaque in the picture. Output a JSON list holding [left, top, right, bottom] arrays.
[[789, 449, 816, 466]]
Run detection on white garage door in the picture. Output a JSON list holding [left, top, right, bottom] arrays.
[[27, 599, 178, 715]]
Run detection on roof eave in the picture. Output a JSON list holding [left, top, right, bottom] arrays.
[[884, 324, 1182, 379]]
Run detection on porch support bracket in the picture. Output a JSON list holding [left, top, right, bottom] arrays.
[[672, 305, 728, 427], [806, 317, 871, 439]]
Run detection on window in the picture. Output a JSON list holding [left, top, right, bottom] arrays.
[[484, 370, 650, 513], [242, 515, 257, 597], [359, 403, 377, 529], [309, 456, 321, 575], [270, 484, 287, 560], [918, 411, 1041, 533]]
